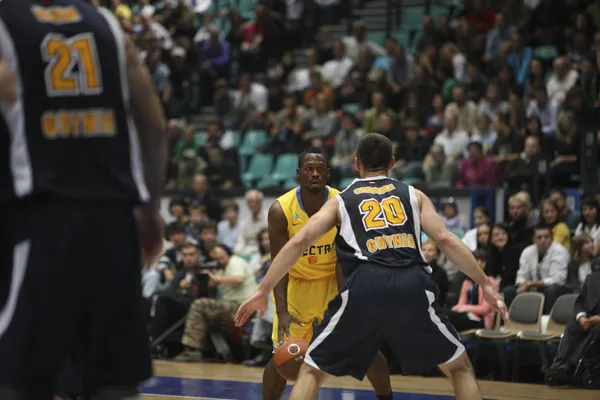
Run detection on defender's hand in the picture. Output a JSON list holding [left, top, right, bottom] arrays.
[[482, 281, 508, 321], [235, 289, 269, 327]]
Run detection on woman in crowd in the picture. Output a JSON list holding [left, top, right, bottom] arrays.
[[448, 249, 499, 332], [421, 239, 449, 305], [541, 199, 571, 250], [249, 228, 271, 280], [565, 234, 595, 293], [487, 223, 521, 290], [462, 206, 491, 251], [574, 197, 600, 245]]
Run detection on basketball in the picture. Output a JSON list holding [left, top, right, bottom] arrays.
[[273, 339, 310, 381]]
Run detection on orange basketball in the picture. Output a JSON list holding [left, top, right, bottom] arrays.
[[273, 339, 310, 381]]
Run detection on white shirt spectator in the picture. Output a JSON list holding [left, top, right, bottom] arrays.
[[321, 57, 353, 88], [526, 98, 560, 136], [574, 223, 600, 246], [516, 241, 569, 287], [217, 218, 244, 250], [231, 82, 268, 114], [342, 36, 387, 62], [433, 128, 470, 159], [546, 69, 579, 104], [462, 228, 478, 251], [291, 66, 322, 92], [234, 211, 268, 255]]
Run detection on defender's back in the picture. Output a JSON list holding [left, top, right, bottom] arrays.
[[335, 176, 429, 275], [0, 0, 148, 204]]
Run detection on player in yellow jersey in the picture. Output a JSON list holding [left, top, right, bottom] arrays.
[[262, 147, 393, 400]]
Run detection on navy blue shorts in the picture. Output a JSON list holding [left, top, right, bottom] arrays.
[[0, 197, 152, 396], [304, 265, 464, 380]]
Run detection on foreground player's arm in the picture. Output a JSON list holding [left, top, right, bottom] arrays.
[[0, 61, 17, 103], [417, 190, 490, 287], [268, 201, 292, 314], [259, 197, 341, 294], [125, 36, 167, 208]]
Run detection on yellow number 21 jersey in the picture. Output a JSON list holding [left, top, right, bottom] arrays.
[[276, 186, 339, 280]]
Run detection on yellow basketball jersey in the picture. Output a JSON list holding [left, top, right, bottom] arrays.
[[276, 186, 339, 280]]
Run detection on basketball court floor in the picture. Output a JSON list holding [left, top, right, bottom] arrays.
[[141, 361, 598, 400]]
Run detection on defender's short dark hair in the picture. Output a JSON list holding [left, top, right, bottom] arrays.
[[298, 147, 327, 168], [356, 133, 393, 172]]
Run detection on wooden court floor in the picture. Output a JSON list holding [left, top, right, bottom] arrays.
[[141, 360, 599, 400]]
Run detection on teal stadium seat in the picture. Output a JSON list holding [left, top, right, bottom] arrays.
[[342, 103, 362, 115], [241, 153, 273, 188], [366, 32, 386, 48], [230, 130, 242, 147], [402, 7, 425, 30], [271, 154, 299, 182], [392, 30, 410, 48], [450, 227, 465, 238], [239, 130, 267, 156]]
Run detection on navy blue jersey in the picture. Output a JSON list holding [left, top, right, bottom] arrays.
[[335, 176, 429, 275], [0, 0, 148, 204]]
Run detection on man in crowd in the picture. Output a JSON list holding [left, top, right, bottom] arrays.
[[235, 190, 268, 256], [175, 245, 257, 361], [503, 225, 569, 313]]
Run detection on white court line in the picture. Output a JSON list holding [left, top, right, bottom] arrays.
[[143, 394, 232, 400]]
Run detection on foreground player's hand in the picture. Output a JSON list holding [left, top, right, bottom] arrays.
[[276, 310, 305, 345], [136, 206, 164, 266], [235, 289, 269, 326], [482, 281, 508, 321]]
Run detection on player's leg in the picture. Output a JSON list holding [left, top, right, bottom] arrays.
[[438, 352, 482, 400], [261, 357, 287, 400], [83, 204, 152, 399], [365, 351, 393, 400], [289, 363, 327, 400]]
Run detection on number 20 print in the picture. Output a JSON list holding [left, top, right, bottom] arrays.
[[359, 196, 407, 231]]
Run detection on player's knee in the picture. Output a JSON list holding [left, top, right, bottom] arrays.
[[299, 362, 327, 382], [439, 352, 473, 377]]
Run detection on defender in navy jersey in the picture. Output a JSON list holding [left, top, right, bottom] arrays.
[[235, 133, 507, 400], [0, 0, 166, 398]]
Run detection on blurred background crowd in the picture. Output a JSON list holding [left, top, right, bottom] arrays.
[[95, 0, 600, 386]]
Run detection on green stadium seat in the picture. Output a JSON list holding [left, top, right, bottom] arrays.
[[402, 7, 425, 30], [241, 153, 273, 188], [271, 153, 299, 182], [239, 0, 257, 20], [392, 30, 411, 48], [230, 130, 242, 147], [342, 103, 362, 115], [239, 130, 268, 156], [339, 177, 356, 190], [193, 131, 207, 147], [403, 177, 423, 185], [450, 227, 465, 238], [366, 32, 386, 48]]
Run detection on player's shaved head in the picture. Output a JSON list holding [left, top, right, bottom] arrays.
[[298, 146, 327, 168], [356, 133, 393, 172]]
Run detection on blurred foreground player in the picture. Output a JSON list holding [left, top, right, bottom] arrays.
[[262, 147, 392, 399], [0, 1, 166, 399], [236, 133, 507, 400]]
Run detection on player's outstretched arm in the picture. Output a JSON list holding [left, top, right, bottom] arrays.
[[417, 190, 507, 317], [259, 197, 341, 294], [125, 35, 167, 208]]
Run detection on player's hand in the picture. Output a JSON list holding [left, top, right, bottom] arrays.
[[276, 310, 305, 345], [235, 289, 269, 327], [482, 281, 508, 321], [136, 206, 164, 266]]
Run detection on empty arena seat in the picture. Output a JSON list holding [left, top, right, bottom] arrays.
[[239, 130, 268, 156], [271, 153, 299, 182], [241, 153, 273, 188]]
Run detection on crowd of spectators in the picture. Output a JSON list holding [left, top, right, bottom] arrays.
[[100, 0, 600, 384]]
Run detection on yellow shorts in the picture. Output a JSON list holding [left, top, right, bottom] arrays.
[[271, 274, 338, 345]]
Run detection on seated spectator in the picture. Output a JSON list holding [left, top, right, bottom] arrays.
[[388, 42, 414, 92], [487, 223, 521, 290], [505, 31, 532, 86], [175, 245, 257, 362], [464, 61, 488, 102], [463, 207, 491, 251], [470, 114, 497, 153], [503, 225, 570, 313], [507, 193, 534, 252], [302, 94, 337, 143], [331, 113, 364, 179], [291, 49, 322, 93], [544, 265, 600, 385], [217, 201, 244, 251], [550, 112, 580, 187], [432, 112, 469, 163], [541, 199, 571, 250], [321, 39, 353, 89], [546, 56, 579, 105], [203, 147, 239, 190], [445, 85, 478, 134], [390, 124, 428, 181], [526, 86, 560, 137], [248, 228, 272, 279], [198, 26, 230, 105], [477, 82, 508, 121], [524, 58, 548, 100], [489, 111, 523, 164], [578, 57, 599, 108], [503, 135, 543, 191], [268, 95, 305, 153], [574, 197, 600, 245], [457, 141, 499, 187], [231, 73, 268, 131], [565, 234, 595, 293], [474, 224, 491, 251], [397, 92, 424, 130], [240, 8, 266, 73], [549, 188, 580, 231], [424, 94, 446, 135], [187, 203, 210, 241], [440, 42, 466, 82], [440, 198, 461, 231], [421, 239, 449, 305], [448, 249, 499, 331], [343, 50, 371, 99], [342, 21, 386, 62], [186, 173, 222, 222], [363, 91, 395, 133], [423, 144, 458, 188], [483, 12, 516, 71], [516, 191, 541, 228], [507, 92, 527, 132], [234, 190, 268, 256], [303, 70, 333, 108]]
